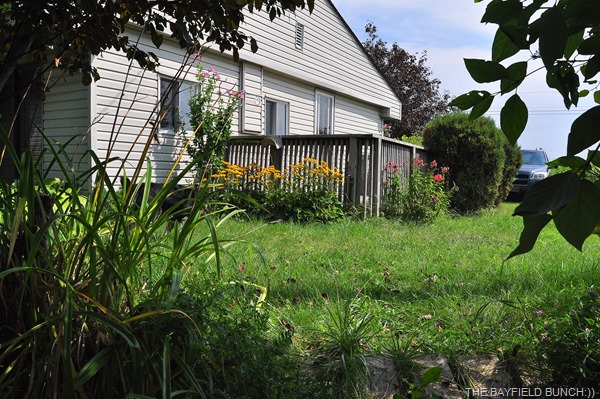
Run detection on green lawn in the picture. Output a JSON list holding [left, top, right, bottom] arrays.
[[204, 203, 600, 356]]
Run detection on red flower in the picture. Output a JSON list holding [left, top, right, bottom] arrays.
[[433, 174, 444, 182]]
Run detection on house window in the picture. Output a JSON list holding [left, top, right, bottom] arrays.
[[159, 77, 193, 130], [315, 92, 334, 134], [265, 99, 289, 135], [295, 23, 304, 50]]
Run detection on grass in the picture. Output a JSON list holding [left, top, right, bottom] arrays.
[[203, 203, 600, 357]]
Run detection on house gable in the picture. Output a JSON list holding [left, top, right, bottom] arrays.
[[239, 0, 401, 120]]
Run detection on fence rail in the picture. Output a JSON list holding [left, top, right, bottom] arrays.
[[225, 134, 430, 217]]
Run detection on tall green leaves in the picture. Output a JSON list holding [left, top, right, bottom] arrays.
[[457, 0, 600, 256]]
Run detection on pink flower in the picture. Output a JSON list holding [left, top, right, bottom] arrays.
[[441, 166, 449, 173], [430, 160, 438, 168], [413, 158, 425, 167], [433, 174, 443, 182], [237, 90, 245, 99], [431, 195, 439, 201]]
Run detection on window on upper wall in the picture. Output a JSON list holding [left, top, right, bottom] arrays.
[[295, 23, 304, 50], [265, 99, 289, 135], [159, 77, 193, 131], [315, 92, 334, 134]]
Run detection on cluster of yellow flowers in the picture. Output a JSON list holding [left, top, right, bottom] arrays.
[[210, 158, 344, 191], [289, 158, 344, 184]]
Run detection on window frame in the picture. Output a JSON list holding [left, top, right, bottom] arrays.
[[158, 76, 195, 132], [265, 98, 290, 136], [315, 91, 334, 135]]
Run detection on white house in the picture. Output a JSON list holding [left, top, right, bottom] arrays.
[[0, 0, 402, 186]]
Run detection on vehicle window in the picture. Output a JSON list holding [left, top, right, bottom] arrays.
[[522, 151, 546, 165]]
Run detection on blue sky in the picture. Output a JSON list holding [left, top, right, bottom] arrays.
[[330, 0, 596, 160]]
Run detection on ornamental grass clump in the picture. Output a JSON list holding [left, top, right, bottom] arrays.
[[211, 158, 345, 223], [381, 158, 453, 223]]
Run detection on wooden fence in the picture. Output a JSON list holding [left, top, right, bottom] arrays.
[[225, 134, 430, 217]]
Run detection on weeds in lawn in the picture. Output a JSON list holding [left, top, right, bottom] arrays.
[[309, 296, 375, 398]]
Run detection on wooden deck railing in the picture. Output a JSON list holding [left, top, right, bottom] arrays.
[[225, 134, 430, 217]]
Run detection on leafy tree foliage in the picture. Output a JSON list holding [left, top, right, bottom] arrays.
[[0, 0, 314, 91], [451, 0, 600, 257], [362, 22, 450, 138]]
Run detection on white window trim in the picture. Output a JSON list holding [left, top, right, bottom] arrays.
[[158, 75, 195, 132], [315, 91, 334, 135], [265, 98, 290, 136]]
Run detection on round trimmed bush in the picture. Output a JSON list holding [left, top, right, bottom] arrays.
[[423, 112, 518, 213]]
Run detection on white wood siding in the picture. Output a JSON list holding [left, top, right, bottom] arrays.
[[263, 71, 314, 135], [241, 62, 263, 133], [335, 95, 382, 136], [239, 0, 401, 120], [43, 72, 91, 180], [92, 31, 242, 184]]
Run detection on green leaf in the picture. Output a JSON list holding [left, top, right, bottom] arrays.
[[492, 28, 520, 62], [577, 34, 600, 55], [464, 59, 508, 83], [500, 94, 528, 144], [567, 106, 600, 156], [553, 180, 600, 250], [481, 0, 523, 24], [74, 348, 114, 389], [580, 89, 590, 98], [564, 30, 584, 60], [547, 63, 579, 109], [499, 25, 530, 50], [507, 214, 552, 259], [449, 90, 491, 110], [594, 91, 600, 104], [539, 7, 568, 68], [547, 155, 587, 170], [420, 367, 442, 386], [583, 55, 600, 81], [470, 95, 494, 119], [588, 150, 600, 168], [501, 61, 527, 94], [514, 172, 581, 216], [151, 29, 163, 48]]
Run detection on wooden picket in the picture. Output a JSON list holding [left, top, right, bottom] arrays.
[[225, 134, 430, 217]]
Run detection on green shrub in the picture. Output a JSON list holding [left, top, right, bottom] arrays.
[[423, 112, 511, 213], [496, 141, 522, 205]]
